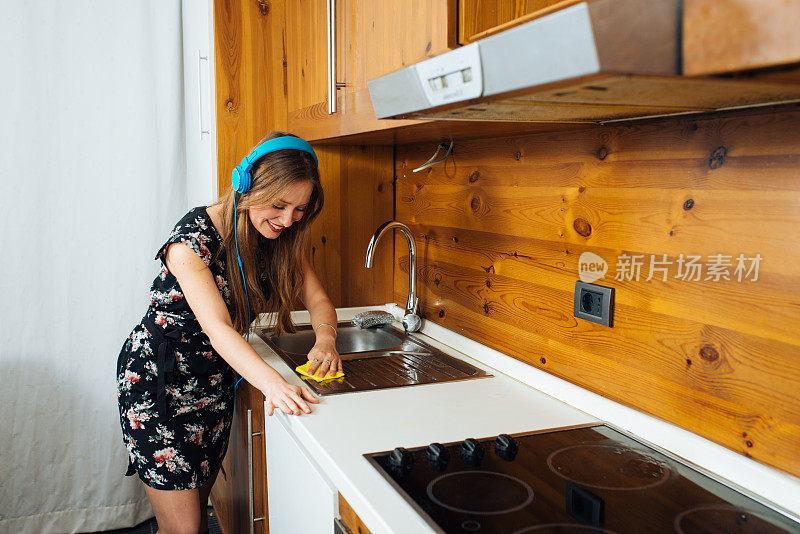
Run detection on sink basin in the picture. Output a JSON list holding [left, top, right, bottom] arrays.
[[271, 325, 403, 355], [257, 322, 492, 395]]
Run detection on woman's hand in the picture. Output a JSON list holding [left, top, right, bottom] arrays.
[[306, 338, 342, 378], [262, 375, 319, 416]]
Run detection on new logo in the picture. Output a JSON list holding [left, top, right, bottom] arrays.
[[578, 252, 608, 283]]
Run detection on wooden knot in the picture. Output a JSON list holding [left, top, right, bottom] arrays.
[[483, 302, 490, 314], [377, 183, 384, 193], [699, 345, 719, 362], [468, 171, 480, 184], [573, 218, 592, 238], [225, 99, 237, 114], [514, 151, 522, 161], [438, 309, 445, 318], [540, 357, 546, 364], [596, 146, 609, 160], [709, 146, 727, 169], [321, 235, 326, 244], [256, 0, 269, 16], [469, 194, 488, 217], [683, 198, 694, 210]]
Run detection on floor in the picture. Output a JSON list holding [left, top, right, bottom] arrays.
[[93, 507, 222, 534]]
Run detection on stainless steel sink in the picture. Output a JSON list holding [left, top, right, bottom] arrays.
[[258, 322, 492, 395], [271, 325, 403, 355]]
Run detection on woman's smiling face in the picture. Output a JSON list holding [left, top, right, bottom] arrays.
[[248, 180, 314, 239]]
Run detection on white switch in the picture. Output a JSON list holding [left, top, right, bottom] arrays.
[[428, 76, 444, 91], [444, 71, 461, 88]]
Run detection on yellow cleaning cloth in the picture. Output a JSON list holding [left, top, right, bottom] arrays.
[[295, 361, 345, 382]]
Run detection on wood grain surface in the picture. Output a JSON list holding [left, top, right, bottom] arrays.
[[393, 105, 800, 477], [684, 0, 800, 76], [309, 145, 394, 308], [339, 492, 373, 534], [210, 380, 267, 534], [286, 0, 458, 141], [214, 0, 286, 196], [459, 0, 583, 43]]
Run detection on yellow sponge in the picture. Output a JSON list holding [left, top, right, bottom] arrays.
[[295, 361, 345, 382]]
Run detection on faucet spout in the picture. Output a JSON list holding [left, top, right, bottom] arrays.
[[365, 220, 420, 331]]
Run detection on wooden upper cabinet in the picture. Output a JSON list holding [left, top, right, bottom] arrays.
[[285, 0, 328, 116], [683, 0, 800, 76], [286, 0, 458, 141], [459, 0, 582, 43]]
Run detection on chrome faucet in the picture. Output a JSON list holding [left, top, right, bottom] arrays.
[[365, 221, 421, 332]]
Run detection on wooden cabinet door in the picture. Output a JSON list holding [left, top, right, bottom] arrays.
[[286, 0, 329, 118], [459, 0, 582, 43], [287, 0, 457, 141], [210, 381, 267, 534]]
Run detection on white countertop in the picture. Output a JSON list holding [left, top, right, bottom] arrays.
[[250, 306, 800, 533]]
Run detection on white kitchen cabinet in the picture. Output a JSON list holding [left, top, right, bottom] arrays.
[[265, 410, 339, 533], [181, 0, 217, 207]]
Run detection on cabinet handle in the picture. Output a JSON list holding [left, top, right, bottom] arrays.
[[327, 0, 336, 114], [197, 51, 211, 138], [247, 409, 264, 534]]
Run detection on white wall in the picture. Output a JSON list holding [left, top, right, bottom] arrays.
[[0, 2, 188, 531]]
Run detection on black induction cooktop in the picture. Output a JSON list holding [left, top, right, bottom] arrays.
[[365, 424, 800, 533]]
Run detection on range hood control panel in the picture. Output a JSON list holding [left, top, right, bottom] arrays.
[[416, 42, 483, 108]]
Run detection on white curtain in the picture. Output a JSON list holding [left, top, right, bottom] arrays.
[[0, 2, 188, 532]]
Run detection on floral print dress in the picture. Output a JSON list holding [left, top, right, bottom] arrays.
[[116, 206, 236, 490]]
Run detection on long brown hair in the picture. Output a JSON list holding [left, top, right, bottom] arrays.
[[216, 132, 323, 336]]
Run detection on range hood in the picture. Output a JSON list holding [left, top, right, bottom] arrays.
[[367, 0, 800, 123]]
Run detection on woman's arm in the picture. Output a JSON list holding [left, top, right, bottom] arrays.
[[300, 257, 342, 378], [165, 243, 318, 416]]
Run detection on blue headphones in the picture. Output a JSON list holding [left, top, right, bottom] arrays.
[[231, 135, 318, 194], [231, 136, 317, 389]]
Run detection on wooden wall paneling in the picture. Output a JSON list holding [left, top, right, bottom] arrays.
[[309, 145, 395, 308], [394, 107, 800, 477], [215, 0, 287, 197], [309, 146, 345, 307], [339, 145, 395, 307]]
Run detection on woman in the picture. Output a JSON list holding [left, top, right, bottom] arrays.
[[116, 132, 341, 533]]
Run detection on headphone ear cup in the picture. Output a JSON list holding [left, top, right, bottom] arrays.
[[232, 167, 251, 194]]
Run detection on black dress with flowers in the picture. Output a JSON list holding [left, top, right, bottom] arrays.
[[116, 206, 236, 490]]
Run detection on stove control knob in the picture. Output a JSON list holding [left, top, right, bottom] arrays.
[[494, 434, 518, 461], [426, 442, 450, 470], [388, 447, 414, 472], [460, 438, 484, 465]]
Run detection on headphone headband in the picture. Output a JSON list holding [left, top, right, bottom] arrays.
[[231, 136, 318, 194]]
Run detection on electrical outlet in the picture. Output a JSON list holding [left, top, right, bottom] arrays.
[[574, 281, 614, 327]]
